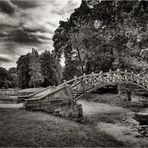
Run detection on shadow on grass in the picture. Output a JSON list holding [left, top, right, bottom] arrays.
[[83, 112, 128, 125], [0, 108, 126, 147]]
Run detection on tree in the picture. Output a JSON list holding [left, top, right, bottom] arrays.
[[16, 49, 63, 88], [17, 54, 30, 88], [0, 67, 10, 88], [40, 50, 62, 86], [29, 48, 43, 88], [63, 61, 81, 80], [53, 0, 148, 79], [8, 67, 17, 88]]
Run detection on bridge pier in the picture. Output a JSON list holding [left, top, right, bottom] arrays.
[[117, 84, 132, 101], [117, 84, 123, 96], [126, 90, 132, 101]]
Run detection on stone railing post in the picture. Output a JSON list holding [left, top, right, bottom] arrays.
[[73, 76, 77, 85], [81, 73, 86, 93], [74, 76, 77, 80], [64, 80, 74, 100], [136, 74, 140, 84], [131, 71, 134, 82], [63, 80, 67, 85], [109, 69, 113, 82], [91, 72, 95, 87], [124, 69, 128, 82], [100, 70, 104, 83], [117, 69, 120, 82], [117, 69, 122, 95], [142, 77, 146, 86]]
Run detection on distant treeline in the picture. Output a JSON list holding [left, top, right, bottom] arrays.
[[0, 67, 17, 89], [0, 49, 62, 89]]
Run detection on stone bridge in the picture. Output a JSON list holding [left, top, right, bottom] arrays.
[[22, 69, 148, 122]]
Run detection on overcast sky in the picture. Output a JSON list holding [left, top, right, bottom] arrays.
[[0, 0, 81, 69]]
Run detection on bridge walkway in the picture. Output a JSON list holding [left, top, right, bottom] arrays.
[[19, 69, 148, 105]]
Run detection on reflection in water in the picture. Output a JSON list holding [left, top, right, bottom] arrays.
[[133, 111, 148, 137], [137, 125, 148, 137]]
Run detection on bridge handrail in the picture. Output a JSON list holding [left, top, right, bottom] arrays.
[[25, 69, 148, 103], [25, 85, 69, 102], [18, 85, 56, 99], [62, 70, 148, 86]]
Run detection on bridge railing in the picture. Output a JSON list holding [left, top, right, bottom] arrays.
[[60, 69, 148, 99], [17, 86, 56, 102], [24, 69, 148, 102]]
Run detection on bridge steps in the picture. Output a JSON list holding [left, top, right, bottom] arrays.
[[17, 86, 56, 103], [24, 85, 84, 122]]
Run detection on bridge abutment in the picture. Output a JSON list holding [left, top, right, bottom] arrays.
[[24, 85, 84, 122]]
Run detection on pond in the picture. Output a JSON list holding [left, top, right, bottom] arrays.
[[133, 108, 148, 137]]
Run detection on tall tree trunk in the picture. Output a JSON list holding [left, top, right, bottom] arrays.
[[76, 47, 84, 74]]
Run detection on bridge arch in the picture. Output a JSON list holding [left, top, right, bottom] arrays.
[[61, 69, 148, 101]]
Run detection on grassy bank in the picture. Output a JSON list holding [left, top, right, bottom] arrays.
[[83, 93, 146, 112], [84, 112, 129, 125], [0, 88, 42, 103], [0, 108, 125, 147]]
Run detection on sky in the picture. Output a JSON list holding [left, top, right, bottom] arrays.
[[0, 0, 81, 69]]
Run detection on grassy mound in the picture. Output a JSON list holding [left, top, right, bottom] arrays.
[[0, 108, 125, 147]]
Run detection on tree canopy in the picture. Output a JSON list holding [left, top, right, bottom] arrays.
[[0, 67, 10, 88], [53, 0, 148, 79], [16, 49, 62, 88], [40, 50, 62, 86]]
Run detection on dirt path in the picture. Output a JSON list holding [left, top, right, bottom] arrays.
[[78, 99, 148, 147], [0, 103, 23, 108], [78, 100, 129, 115]]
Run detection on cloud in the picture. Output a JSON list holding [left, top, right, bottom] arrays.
[[0, 41, 18, 59], [11, 0, 47, 9], [0, 0, 81, 69], [0, 55, 12, 63], [7, 27, 42, 44], [0, 0, 17, 15], [0, 12, 19, 27]]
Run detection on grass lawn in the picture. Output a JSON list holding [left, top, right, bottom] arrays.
[[84, 93, 146, 112], [0, 108, 125, 147], [0, 88, 42, 103]]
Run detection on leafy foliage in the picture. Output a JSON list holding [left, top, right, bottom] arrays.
[[0, 67, 10, 88], [17, 53, 30, 89], [16, 49, 62, 88], [29, 48, 43, 88], [53, 0, 148, 79], [8, 67, 17, 88], [40, 50, 62, 86]]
